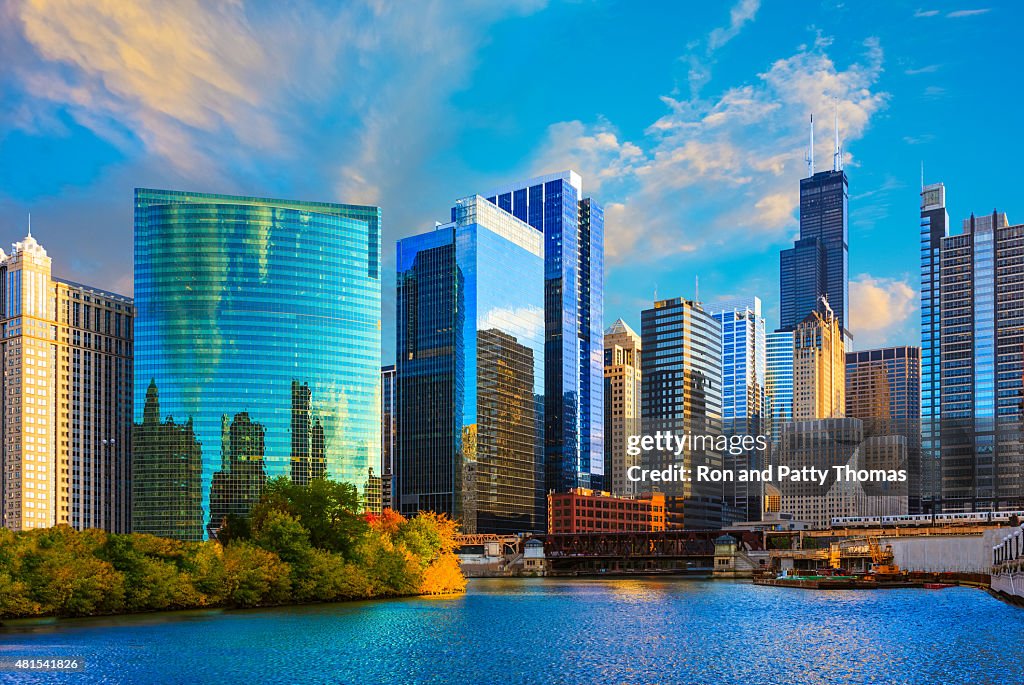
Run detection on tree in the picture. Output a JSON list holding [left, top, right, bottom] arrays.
[[251, 477, 367, 557], [222, 542, 291, 608]]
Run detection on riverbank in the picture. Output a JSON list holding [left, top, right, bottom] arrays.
[[0, 482, 465, 621]]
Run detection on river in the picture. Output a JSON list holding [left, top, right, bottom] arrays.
[[2, 578, 1022, 684]]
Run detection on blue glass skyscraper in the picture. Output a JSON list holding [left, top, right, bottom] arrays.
[[766, 330, 794, 449], [708, 298, 767, 522], [133, 189, 381, 540], [919, 182, 948, 512], [397, 196, 545, 534], [475, 171, 604, 493]]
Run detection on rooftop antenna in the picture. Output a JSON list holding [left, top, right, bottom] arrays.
[[27, 212, 31, 238], [832, 97, 843, 172], [695, 274, 699, 303], [653, 282, 658, 302], [805, 114, 815, 176], [920, 161, 925, 190]]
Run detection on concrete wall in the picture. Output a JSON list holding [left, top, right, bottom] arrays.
[[884, 528, 1010, 573]]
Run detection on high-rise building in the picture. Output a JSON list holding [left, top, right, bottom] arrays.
[[381, 364, 396, 511], [476, 171, 604, 493], [777, 418, 906, 529], [0, 230, 134, 533], [132, 189, 381, 540], [603, 319, 642, 496], [793, 308, 845, 421], [780, 114, 849, 333], [938, 210, 1024, 512], [846, 346, 920, 511], [766, 331, 794, 447], [397, 196, 545, 534], [708, 298, 768, 523], [640, 297, 723, 529], [919, 182, 948, 511]]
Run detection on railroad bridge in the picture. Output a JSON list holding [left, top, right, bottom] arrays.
[[544, 530, 764, 575]]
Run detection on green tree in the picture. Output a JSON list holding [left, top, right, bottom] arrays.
[[223, 541, 291, 607], [251, 477, 367, 557]]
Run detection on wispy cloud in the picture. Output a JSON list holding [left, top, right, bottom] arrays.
[[947, 8, 991, 18], [709, 0, 761, 50], [905, 64, 941, 75], [685, 0, 762, 97], [529, 36, 889, 266], [914, 9, 941, 17]]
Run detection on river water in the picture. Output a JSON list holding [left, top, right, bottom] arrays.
[[2, 578, 1022, 684]]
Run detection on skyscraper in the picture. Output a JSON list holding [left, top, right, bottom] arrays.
[[780, 113, 850, 333], [132, 189, 381, 540], [766, 331, 794, 446], [919, 182, 948, 511], [0, 229, 134, 533], [641, 297, 723, 529], [938, 210, 1024, 512], [381, 364, 396, 511], [397, 196, 545, 534], [846, 346, 920, 511], [476, 171, 604, 493], [793, 308, 845, 421], [603, 319, 642, 496], [708, 298, 768, 522]]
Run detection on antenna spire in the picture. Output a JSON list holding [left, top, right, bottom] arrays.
[[833, 98, 843, 172], [695, 274, 700, 303], [805, 114, 815, 176], [920, 161, 925, 190], [27, 212, 32, 238]]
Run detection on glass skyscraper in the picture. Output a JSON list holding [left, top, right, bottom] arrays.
[[397, 196, 545, 534], [132, 188, 381, 541], [937, 210, 1024, 512], [708, 298, 767, 522], [640, 297, 723, 529], [475, 171, 604, 493], [919, 182, 948, 511], [766, 331, 794, 449], [780, 168, 849, 333]]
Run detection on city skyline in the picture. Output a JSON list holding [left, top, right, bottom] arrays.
[[2, 1, 1021, 359]]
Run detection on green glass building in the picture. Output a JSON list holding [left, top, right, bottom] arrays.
[[132, 189, 381, 540]]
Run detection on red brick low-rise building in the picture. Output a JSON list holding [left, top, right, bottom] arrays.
[[548, 488, 666, 533]]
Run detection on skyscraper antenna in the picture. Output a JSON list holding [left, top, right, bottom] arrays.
[[695, 274, 699, 303], [805, 114, 815, 176], [833, 97, 843, 172], [27, 212, 31, 238], [921, 161, 925, 190]]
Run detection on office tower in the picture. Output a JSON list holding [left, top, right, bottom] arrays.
[[548, 488, 666, 533], [780, 113, 849, 333], [604, 319, 642, 496], [777, 418, 906, 528], [397, 196, 545, 534], [640, 297, 723, 529], [792, 307, 845, 421], [920, 182, 948, 512], [939, 210, 1024, 512], [846, 346, 920, 511], [132, 189, 381, 541], [477, 171, 604, 493], [708, 298, 768, 522], [381, 364, 396, 511], [766, 331, 794, 446], [0, 229, 134, 533]]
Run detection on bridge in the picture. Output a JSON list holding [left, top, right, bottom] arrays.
[[544, 530, 764, 575]]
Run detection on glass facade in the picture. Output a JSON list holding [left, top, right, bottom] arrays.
[[477, 171, 604, 494], [781, 169, 849, 332], [132, 188, 381, 541], [938, 210, 1024, 512], [640, 298, 723, 529], [919, 183, 947, 511], [766, 331, 794, 449], [397, 196, 545, 534], [708, 298, 767, 522]]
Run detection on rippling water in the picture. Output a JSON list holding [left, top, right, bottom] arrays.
[[2, 579, 1023, 684]]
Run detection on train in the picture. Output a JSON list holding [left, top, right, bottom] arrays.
[[831, 510, 1024, 528]]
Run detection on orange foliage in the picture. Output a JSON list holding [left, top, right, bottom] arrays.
[[419, 552, 466, 595], [366, 508, 407, 536]]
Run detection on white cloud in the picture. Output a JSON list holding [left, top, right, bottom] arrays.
[[947, 9, 991, 18], [527, 37, 889, 266], [849, 275, 917, 349], [709, 0, 761, 51]]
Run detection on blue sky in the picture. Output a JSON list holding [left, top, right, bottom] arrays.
[[0, 0, 1020, 361]]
